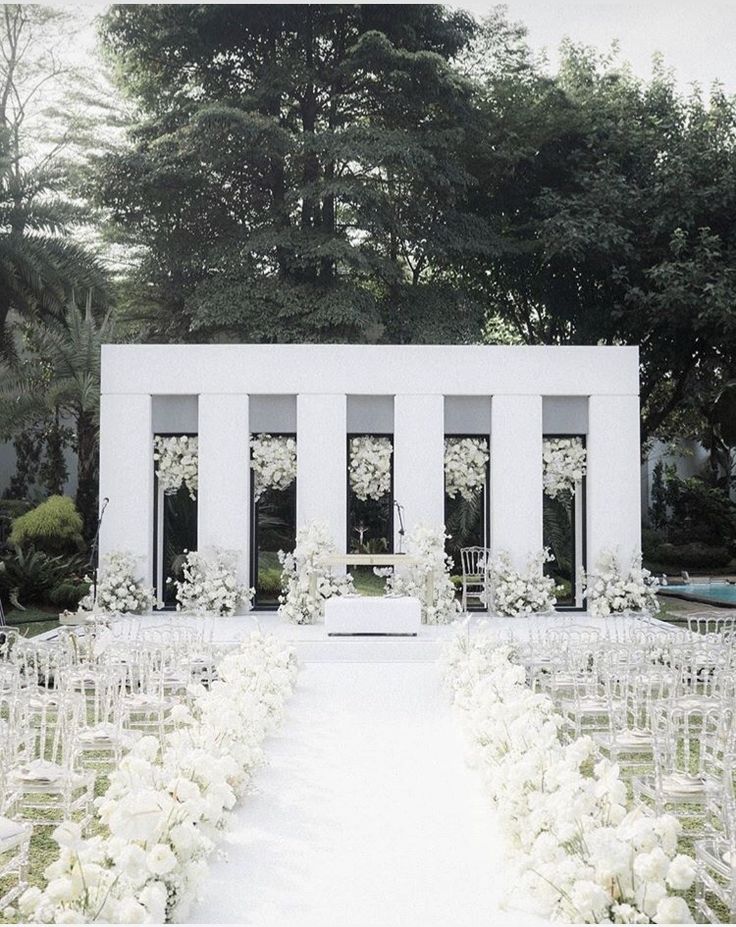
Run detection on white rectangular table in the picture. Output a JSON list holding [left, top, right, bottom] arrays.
[[324, 596, 422, 636]]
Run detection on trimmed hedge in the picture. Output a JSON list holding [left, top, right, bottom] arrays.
[[9, 495, 84, 556]]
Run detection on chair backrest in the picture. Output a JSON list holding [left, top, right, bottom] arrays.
[[460, 547, 489, 577]]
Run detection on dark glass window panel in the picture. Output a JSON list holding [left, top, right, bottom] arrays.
[[347, 435, 393, 595], [160, 486, 197, 607], [543, 491, 575, 607], [444, 437, 489, 608], [252, 480, 296, 607]]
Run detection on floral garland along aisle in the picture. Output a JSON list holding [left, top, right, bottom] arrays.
[[442, 631, 695, 924], [444, 437, 489, 501], [154, 436, 198, 500], [349, 435, 392, 501], [18, 633, 298, 924], [250, 434, 297, 502]]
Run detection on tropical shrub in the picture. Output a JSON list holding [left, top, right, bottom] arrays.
[[49, 580, 91, 611], [9, 495, 84, 556], [0, 546, 74, 606]]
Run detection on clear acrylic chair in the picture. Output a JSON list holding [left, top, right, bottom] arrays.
[[460, 547, 490, 612]]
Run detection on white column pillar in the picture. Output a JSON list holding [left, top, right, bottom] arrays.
[[297, 394, 346, 549], [99, 393, 153, 586], [490, 395, 543, 567], [587, 394, 641, 567], [198, 394, 250, 594], [393, 394, 445, 548]]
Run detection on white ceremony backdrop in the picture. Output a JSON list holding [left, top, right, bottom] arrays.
[[98, 344, 641, 609]]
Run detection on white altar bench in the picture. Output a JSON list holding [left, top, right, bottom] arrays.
[[324, 595, 421, 636]]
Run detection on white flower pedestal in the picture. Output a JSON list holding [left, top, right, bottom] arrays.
[[324, 595, 421, 636]]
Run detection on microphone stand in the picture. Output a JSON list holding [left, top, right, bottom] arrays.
[[394, 501, 406, 554], [88, 497, 109, 610]]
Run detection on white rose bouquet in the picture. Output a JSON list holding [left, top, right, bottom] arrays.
[[444, 437, 489, 501], [172, 549, 254, 616], [349, 435, 392, 501], [154, 435, 198, 499], [586, 550, 660, 616], [250, 434, 297, 501], [488, 548, 557, 615], [78, 551, 154, 614], [543, 437, 586, 499]]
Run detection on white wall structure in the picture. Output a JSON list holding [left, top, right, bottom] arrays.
[[296, 394, 347, 547], [490, 395, 543, 566], [99, 393, 154, 585], [198, 394, 251, 586], [393, 394, 445, 551], [99, 344, 641, 609]]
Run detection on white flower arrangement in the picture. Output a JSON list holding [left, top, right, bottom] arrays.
[[78, 551, 154, 615], [171, 549, 254, 616], [382, 523, 461, 624], [442, 632, 696, 924], [278, 521, 355, 624], [543, 436, 586, 499], [154, 435, 198, 499], [19, 633, 298, 925], [487, 549, 557, 615], [250, 434, 297, 502], [444, 437, 489, 501], [349, 435, 392, 501], [586, 550, 660, 616]]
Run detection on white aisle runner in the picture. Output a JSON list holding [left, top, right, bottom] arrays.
[[186, 657, 547, 927]]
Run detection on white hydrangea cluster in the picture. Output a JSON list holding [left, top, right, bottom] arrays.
[[171, 548, 254, 616], [18, 633, 298, 924], [543, 436, 586, 499], [586, 550, 660, 616], [444, 437, 489, 501], [382, 523, 461, 624], [79, 551, 154, 614], [349, 435, 392, 501], [154, 435, 198, 499], [487, 549, 557, 616], [278, 521, 355, 624], [250, 434, 297, 502], [442, 633, 696, 924]]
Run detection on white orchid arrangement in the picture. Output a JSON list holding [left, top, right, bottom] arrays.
[[487, 549, 557, 615], [586, 550, 660, 616], [543, 436, 586, 499], [442, 633, 695, 924], [349, 435, 392, 501], [250, 434, 297, 502], [78, 551, 154, 615], [154, 435, 198, 499], [278, 521, 355, 624], [444, 437, 489, 501], [170, 548, 254, 616], [381, 523, 461, 624], [18, 633, 298, 925]]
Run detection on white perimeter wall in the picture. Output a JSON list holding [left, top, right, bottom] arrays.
[[99, 345, 641, 595]]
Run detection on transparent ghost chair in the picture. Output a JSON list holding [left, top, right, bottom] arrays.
[[633, 706, 733, 836], [695, 790, 736, 923], [73, 663, 139, 769], [8, 688, 95, 828]]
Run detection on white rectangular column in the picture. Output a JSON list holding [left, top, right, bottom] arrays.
[[490, 395, 543, 567], [393, 394, 445, 548], [198, 394, 250, 593], [297, 394, 346, 549], [99, 393, 153, 586], [587, 394, 641, 568]]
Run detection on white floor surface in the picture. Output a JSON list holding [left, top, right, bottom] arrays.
[[185, 655, 548, 927]]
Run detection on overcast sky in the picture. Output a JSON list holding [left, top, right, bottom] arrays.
[[453, 0, 736, 92], [54, 0, 736, 95]]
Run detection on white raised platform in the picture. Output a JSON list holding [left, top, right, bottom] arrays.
[[46, 610, 675, 664], [324, 595, 421, 636]]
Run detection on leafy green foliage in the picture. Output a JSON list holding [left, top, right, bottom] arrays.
[[0, 545, 77, 607], [9, 495, 84, 555], [48, 579, 90, 610], [96, 5, 495, 343]]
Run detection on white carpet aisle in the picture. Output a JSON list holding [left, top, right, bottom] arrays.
[[185, 656, 548, 927]]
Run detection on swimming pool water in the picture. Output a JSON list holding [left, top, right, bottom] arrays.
[[661, 582, 736, 605]]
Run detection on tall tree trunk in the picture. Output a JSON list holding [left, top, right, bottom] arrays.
[[75, 410, 98, 541]]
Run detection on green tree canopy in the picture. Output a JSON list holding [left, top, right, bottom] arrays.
[[97, 3, 507, 343]]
